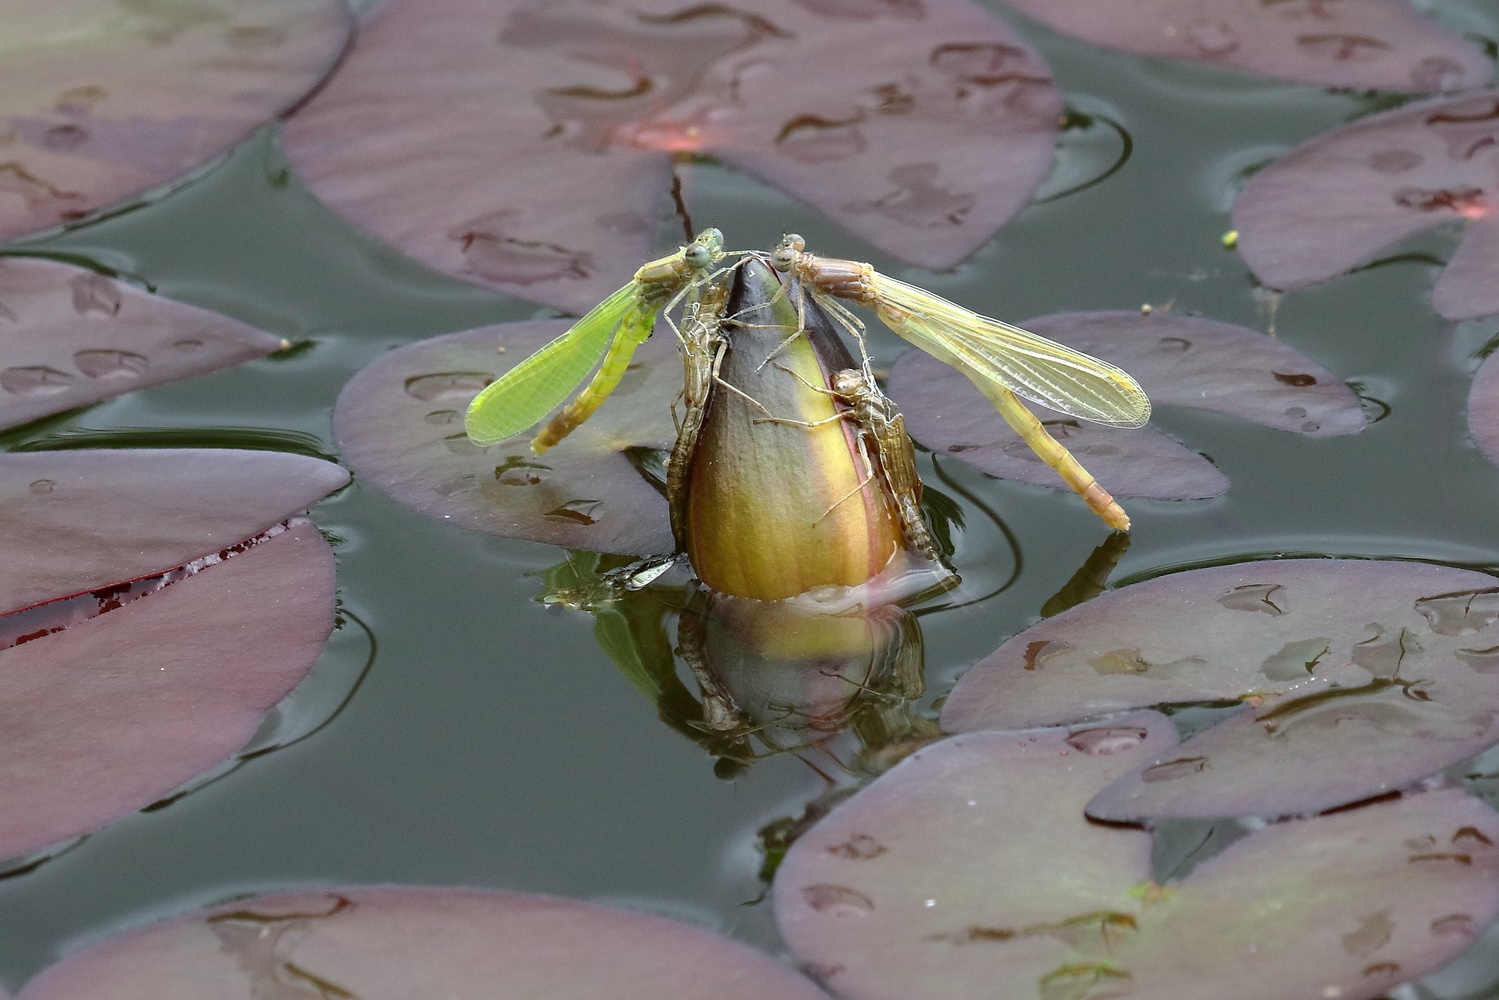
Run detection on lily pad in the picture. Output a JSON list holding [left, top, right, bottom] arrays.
[[777, 719, 1499, 1000], [0, 257, 286, 431], [1001, 0, 1492, 92], [943, 559, 1499, 819], [0, 518, 334, 860], [1233, 90, 1499, 321], [1468, 348, 1499, 470], [887, 308, 1367, 499], [332, 322, 678, 554], [0, 448, 348, 617], [281, 0, 1062, 312], [17, 886, 831, 999], [0, 0, 352, 242]]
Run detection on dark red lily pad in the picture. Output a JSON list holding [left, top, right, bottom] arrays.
[[333, 323, 677, 554], [1468, 348, 1499, 469], [887, 308, 1367, 499], [0, 518, 334, 860], [0, 257, 286, 431], [1, 449, 348, 617], [775, 715, 1499, 1000], [282, 0, 1062, 312], [1234, 90, 1499, 320], [1002, 0, 1492, 92], [943, 559, 1499, 819], [17, 886, 830, 999], [0, 0, 351, 242]]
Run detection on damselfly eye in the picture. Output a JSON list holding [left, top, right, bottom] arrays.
[[769, 248, 795, 272], [685, 244, 711, 267]]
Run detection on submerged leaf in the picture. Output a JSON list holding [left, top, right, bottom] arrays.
[[333, 322, 678, 554], [0, 519, 334, 860], [1234, 90, 1499, 320], [1002, 0, 1492, 91], [17, 886, 830, 999], [281, 0, 1062, 311], [943, 559, 1499, 819], [0, 449, 348, 617], [0, 257, 286, 430], [0, 0, 351, 242], [775, 717, 1499, 1000]]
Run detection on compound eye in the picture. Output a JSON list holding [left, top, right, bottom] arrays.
[[781, 233, 806, 252], [769, 249, 795, 272], [684, 245, 711, 267]]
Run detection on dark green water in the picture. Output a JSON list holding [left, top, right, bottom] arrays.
[[4, 0, 1499, 993]]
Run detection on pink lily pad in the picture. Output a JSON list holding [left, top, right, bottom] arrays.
[[887, 308, 1367, 499], [1468, 348, 1499, 469], [943, 559, 1499, 819], [0, 257, 286, 431], [0, 0, 352, 243], [1002, 0, 1492, 92], [332, 322, 678, 554], [1233, 90, 1499, 321], [1, 449, 348, 617], [0, 518, 335, 860], [775, 716, 1499, 1000], [281, 0, 1062, 312], [17, 886, 830, 999]]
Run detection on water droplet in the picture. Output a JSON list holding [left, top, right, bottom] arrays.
[[1141, 756, 1208, 782], [946, 442, 982, 453], [1157, 336, 1191, 352], [1411, 56, 1466, 92], [1341, 912, 1392, 956], [1, 365, 76, 396], [173, 338, 204, 352], [225, 24, 285, 48], [1259, 637, 1330, 681], [776, 115, 865, 163], [1297, 33, 1388, 62], [1369, 149, 1423, 174], [442, 432, 482, 455], [1184, 20, 1238, 56], [424, 409, 460, 425], [547, 500, 602, 524], [41, 123, 88, 151], [1076, 444, 1120, 457], [54, 85, 106, 116], [826, 834, 887, 859], [495, 456, 549, 486], [1217, 582, 1287, 615], [435, 474, 480, 496], [1300, 419, 1321, 433], [1274, 371, 1317, 387], [792, 0, 922, 19], [1088, 648, 1205, 678], [1023, 638, 1073, 671], [68, 273, 121, 316], [1431, 913, 1476, 937], [1425, 98, 1499, 161], [1361, 961, 1401, 979], [1351, 624, 1415, 678], [1285, 407, 1307, 420], [844, 163, 972, 229], [1454, 826, 1494, 846], [28, 479, 55, 495], [1393, 186, 1486, 215], [802, 883, 874, 915], [404, 372, 492, 402], [1065, 725, 1147, 755], [453, 224, 594, 284], [929, 42, 1027, 78], [73, 348, 147, 379], [1415, 588, 1499, 635]]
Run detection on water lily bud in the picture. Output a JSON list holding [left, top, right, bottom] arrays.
[[677, 260, 909, 601]]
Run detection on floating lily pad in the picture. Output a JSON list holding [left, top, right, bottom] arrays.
[[332, 323, 678, 554], [775, 716, 1499, 1000], [1002, 0, 1492, 91], [0, 257, 286, 430], [0, 0, 352, 243], [281, 0, 1062, 312], [943, 559, 1499, 819], [1234, 90, 1499, 321], [0, 518, 334, 860], [17, 886, 830, 999], [0, 449, 348, 617], [887, 308, 1367, 500], [1469, 348, 1499, 470]]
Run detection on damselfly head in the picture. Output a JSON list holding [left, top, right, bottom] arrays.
[[684, 228, 725, 268], [769, 233, 806, 272]]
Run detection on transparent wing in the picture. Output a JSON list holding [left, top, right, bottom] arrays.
[[464, 284, 640, 447], [869, 274, 1151, 428]]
